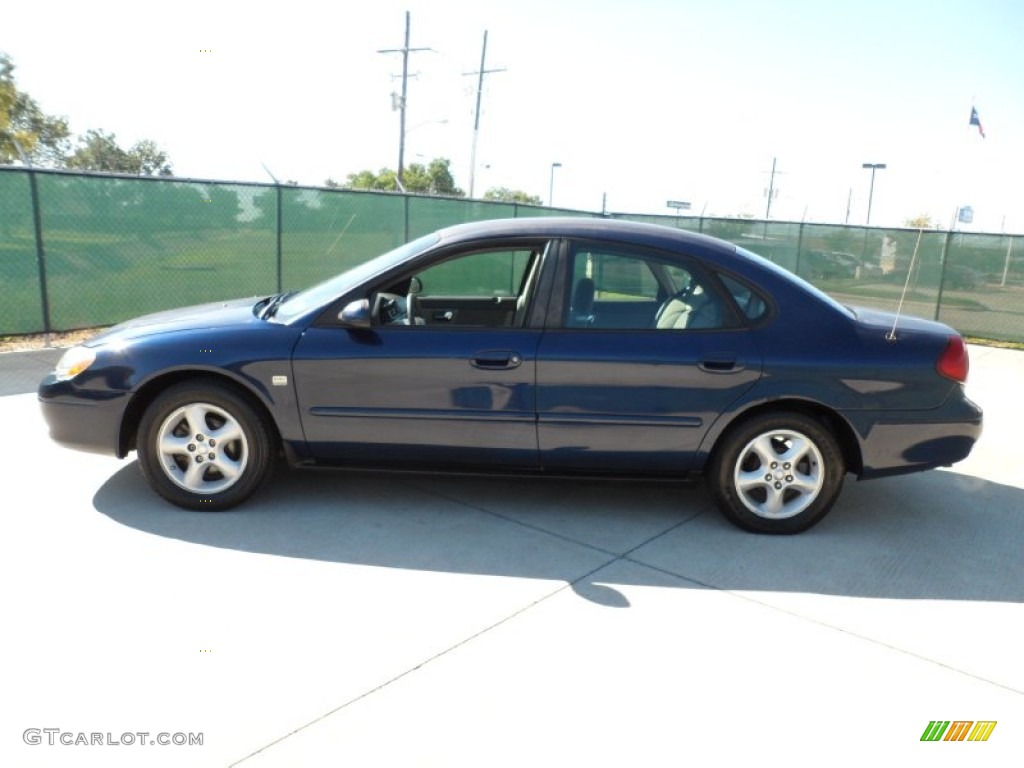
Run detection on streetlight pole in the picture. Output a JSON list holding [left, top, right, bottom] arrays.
[[549, 162, 562, 207], [861, 163, 886, 225]]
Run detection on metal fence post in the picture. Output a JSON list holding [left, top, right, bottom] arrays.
[[27, 169, 53, 335], [403, 194, 410, 242], [275, 183, 283, 293], [934, 230, 953, 322], [794, 221, 805, 276]]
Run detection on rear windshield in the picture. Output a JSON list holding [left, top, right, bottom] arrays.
[[736, 246, 854, 318]]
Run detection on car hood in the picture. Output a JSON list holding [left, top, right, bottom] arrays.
[[848, 305, 958, 337], [84, 297, 266, 346]]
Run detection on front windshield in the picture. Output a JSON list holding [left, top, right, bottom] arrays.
[[271, 233, 440, 322]]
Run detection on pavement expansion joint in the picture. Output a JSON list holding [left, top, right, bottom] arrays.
[[621, 556, 1024, 699]]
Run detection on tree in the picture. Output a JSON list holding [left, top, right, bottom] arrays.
[[483, 187, 543, 205], [1, 52, 173, 173], [904, 214, 936, 229], [130, 139, 174, 176], [344, 157, 465, 196], [66, 129, 173, 175], [0, 52, 71, 165], [422, 158, 463, 196], [344, 168, 394, 191], [824, 228, 859, 254]]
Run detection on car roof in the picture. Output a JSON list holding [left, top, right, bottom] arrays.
[[435, 216, 736, 254]]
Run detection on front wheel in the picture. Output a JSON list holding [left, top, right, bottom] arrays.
[[137, 381, 273, 510], [708, 412, 845, 534]]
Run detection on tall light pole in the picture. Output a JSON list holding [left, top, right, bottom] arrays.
[[861, 163, 886, 225], [549, 162, 562, 207]]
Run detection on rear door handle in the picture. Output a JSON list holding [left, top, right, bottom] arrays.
[[471, 350, 523, 370]]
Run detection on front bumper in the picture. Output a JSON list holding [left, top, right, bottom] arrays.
[[38, 375, 130, 457]]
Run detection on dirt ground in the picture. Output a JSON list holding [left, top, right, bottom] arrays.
[[0, 328, 105, 353]]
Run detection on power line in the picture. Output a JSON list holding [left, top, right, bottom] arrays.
[[377, 11, 434, 186]]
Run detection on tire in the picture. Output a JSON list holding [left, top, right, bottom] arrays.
[[708, 411, 845, 534], [137, 380, 274, 511]]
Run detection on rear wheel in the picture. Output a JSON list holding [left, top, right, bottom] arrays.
[[137, 381, 273, 510], [708, 411, 845, 534]]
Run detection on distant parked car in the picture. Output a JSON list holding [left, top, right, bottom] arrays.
[[944, 265, 983, 290], [803, 250, 860, 280], [39, 218, 982, 533]]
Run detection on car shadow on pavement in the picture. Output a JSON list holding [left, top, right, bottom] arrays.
[[93, 462, 1024, 603]]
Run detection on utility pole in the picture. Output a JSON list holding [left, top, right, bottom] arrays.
[[378, 11, 433, 187], [764, 157, 782, 219], [464, 30, 505, 198]]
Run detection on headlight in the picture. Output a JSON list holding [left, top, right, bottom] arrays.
[[54, 346, 97, 381]]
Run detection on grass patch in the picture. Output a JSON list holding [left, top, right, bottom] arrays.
[[964, 336, 1024, 351]]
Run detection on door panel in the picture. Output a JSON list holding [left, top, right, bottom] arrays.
[[537, 240, 762, 474], [292, 327, 541, 467], [536, 330, 761, 473]]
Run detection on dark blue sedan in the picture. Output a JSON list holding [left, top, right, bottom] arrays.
[[39, 218, 982, 533]]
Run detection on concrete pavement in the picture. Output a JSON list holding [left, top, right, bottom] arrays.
[[1, 344, 1022, 766], [0, 346, 62, 396]]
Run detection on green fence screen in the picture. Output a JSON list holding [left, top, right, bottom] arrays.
[[2, 167, 1022, 342]]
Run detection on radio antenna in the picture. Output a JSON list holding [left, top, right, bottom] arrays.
[[887, 227, 924, 341]]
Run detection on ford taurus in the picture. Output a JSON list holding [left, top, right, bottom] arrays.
[[39, 218, 983, 533]]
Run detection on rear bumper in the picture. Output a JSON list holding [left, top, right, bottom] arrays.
[[851, 392, 983, 478]]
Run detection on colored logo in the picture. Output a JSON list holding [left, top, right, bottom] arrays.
[[921, 721, 996, 742]]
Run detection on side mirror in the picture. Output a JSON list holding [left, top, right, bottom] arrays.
[[339, 299, 371, 329]]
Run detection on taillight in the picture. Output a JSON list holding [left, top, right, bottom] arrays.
[[937, 335, 969, 382]]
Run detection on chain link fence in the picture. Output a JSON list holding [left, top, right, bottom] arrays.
[[611, 215, 1024, 342], [2, 166, 1022, 342]]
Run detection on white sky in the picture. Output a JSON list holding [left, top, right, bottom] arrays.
[[4, 0, 1023, 231]]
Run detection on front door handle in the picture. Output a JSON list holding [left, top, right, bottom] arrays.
[[471, 350, 523, 370]]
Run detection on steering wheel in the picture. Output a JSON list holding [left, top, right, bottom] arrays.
[[374, 292, 406, 324]]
